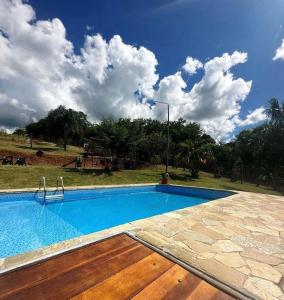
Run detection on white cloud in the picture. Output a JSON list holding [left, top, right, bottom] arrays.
[[183, 57, 203, 75], [75, 34, 158, 121], [86, 25, 93, 31], [273, 39, 284, 60], [234, 107, 266, 126], [0, 0, 264, 140], [0, 0, 157, 127], [0, 0, 80, 127], [155, 51, 253, 139]]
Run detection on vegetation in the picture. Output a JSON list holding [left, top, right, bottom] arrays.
[[6, 98, 284, 192], [26, 105, 90, 150], [0, 165, 280, 195]]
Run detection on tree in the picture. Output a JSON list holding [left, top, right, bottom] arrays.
[[26, 105, 89, 150], [177, 124, 215, 178], [265, 98, 284, 127], [13, 128, 26, 136]]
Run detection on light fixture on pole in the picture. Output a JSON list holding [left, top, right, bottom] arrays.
[[153, 100, 170, 174]]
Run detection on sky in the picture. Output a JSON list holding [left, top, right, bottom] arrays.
[[0, 0, 284, 140]]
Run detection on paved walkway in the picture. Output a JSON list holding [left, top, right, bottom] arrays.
[[130, 191, 284, 300]]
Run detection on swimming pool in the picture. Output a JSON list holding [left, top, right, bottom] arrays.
[[0, 185, 233, 258]]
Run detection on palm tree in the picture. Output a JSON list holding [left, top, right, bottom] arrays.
[[178, 138, 214, 178], [265, 98, 284, 126]]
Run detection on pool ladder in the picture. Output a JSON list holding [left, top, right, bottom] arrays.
[[36, 176, 64, 204]]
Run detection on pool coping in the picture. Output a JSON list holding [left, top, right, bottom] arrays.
[[0, 182, 157, 194]]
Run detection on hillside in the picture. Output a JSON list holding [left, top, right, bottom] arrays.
[[0, 165, 281, 195], [0, 135, 82, 166]]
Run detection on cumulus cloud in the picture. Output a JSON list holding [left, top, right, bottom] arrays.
[[0, 0, 80, 128], [273, 39, 284, 60], [234, 107, 266, 126], [155, 51, 255, 139], [0, 0, 265, 139], [182, 57, 203, 75]]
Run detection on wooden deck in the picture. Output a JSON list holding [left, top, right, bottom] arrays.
[[0, 234, 236, 300]]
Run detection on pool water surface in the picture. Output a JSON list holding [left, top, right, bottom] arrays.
[[0, 185, 233, 258]]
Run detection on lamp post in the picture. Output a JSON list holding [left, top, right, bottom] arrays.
[[153, 101, 170, 174]]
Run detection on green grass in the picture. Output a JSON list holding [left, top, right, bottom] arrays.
[[0, 165, 281, 195], [0, 136, 82, 156]]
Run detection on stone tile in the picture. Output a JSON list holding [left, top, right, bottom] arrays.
[[173, 230, 214, 244], [201, 218, 221, 226], [251, 233, 282, 245], [149, 214, 172, 224], [207, 225, 236, 237], [244, 277, 283, 300], [241, 225, 279, 237], [277, 254, 284, 260], [201, 213, 224, 221], [164, 212, 183, 219], [180, 238, 216, 254], [215, 252, 246, 268], [246, 259, 282, 283], [135, 230, 170, 248], [148, 225, 180, 238], [196, 258, 247, 288], [212, 240, 244, 252], [163, 241, 198, 266], [180, 217, 198, 228], [231, 235, 283, 255], [5, 249, 43, 269], [276, 264, 284, 275], [237, 266, 251, 276], [280, 277, 284, 293], [197, 252, 215, 260], [224, 223, 251, 236], [0, 259, 5, 270], [130, 218, 156, 228], [240, 248, 283, 266], [267, 225, 284, 232], [191, 224, 225, 240]]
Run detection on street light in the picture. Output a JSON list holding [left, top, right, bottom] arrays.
[[153, 100, 170, 173]]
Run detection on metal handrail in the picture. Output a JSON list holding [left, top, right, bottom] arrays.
[[38, 176, 47, 201], [56, 176, 65, 194], [36, 176, 64, 204]]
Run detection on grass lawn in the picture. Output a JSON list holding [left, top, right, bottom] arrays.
[[0, 165, 281, 195], [0, 135, 82, 156]]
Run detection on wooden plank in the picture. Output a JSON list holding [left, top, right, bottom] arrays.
[[0, 234, 236, 300], [1, 243, 152, 300], [0, 234, 136, 297], [132, 264, 197, 300], [71, 252, 174, 300], [186, 281, 233, 300]]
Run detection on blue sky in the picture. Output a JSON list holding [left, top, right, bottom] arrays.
[[1, 0, 284, 139], [29, 0, 284, 119]]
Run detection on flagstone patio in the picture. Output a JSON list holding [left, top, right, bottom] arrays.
[[130, 191, 284, 300]]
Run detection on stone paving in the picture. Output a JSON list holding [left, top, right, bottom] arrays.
[[1, 186, 284, 299], [130, 191, 284, 300]]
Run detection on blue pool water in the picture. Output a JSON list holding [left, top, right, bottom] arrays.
[[0, 185, 233, 258]]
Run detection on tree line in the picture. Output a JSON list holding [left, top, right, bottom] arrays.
[[19, 98, 283, 188]]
